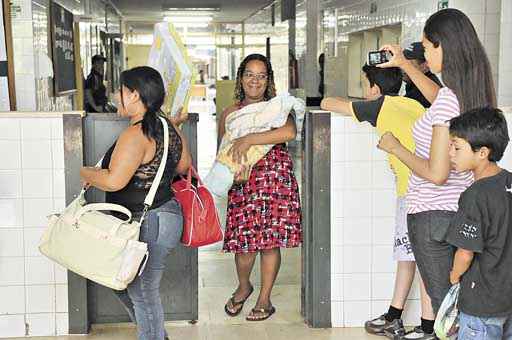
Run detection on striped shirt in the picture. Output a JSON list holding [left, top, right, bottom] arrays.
[[407, 87, 473, 214]]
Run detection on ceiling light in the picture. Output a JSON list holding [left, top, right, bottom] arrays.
[[165, 16, 213, 23], [165, 7, 220, 12]]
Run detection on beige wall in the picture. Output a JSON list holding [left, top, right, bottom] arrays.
[[125, 44, 152, 69]]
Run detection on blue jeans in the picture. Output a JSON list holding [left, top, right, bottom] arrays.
[[116, 198, 183, 340], [458, 312, 512, 340]]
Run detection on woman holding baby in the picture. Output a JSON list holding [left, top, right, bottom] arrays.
[[219, 54, 302, 321]]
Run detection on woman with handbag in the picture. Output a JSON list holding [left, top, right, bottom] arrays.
[[80, 66, 191, 340], [220, 54, 302, 321]]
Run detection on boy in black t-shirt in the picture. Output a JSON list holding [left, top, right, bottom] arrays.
[[447, 107, 512, 339]]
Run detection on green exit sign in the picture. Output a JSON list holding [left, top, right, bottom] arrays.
[[438, 0, 449, 10]]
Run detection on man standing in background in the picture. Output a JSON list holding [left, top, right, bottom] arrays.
[[84, 54, 108, 113]]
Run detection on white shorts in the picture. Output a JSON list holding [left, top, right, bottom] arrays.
[[393, 197, 415, 261]]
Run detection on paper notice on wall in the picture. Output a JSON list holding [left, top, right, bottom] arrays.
[[0, 0, 6, 61], [147, 22, 193, 117], [10, 0, 31, 20], [0, 77, 10, 111]]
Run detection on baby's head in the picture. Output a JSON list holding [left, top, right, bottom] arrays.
[[449, 107, 509, 172]]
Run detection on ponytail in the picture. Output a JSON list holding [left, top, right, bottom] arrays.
[[120, 66, 166, 140]]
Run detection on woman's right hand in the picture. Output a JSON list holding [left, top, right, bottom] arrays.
[[377, 45, 407, 69]]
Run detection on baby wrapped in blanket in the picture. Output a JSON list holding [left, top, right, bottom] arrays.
[[204, 93, 305, 198]]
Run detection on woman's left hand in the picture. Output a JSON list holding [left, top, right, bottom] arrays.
[[378, 132, 401, 154], [228, 135, 252, 164]]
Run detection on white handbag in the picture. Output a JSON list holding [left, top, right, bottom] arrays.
[[39, 116, 170, 290]]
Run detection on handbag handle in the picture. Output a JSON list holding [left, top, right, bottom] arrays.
[[143, 116, 169, 209], [74, 203, 132, 223]]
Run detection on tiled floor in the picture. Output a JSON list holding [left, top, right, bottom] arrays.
[[3, 249, 377, 340], [3, 102, 376, 339]]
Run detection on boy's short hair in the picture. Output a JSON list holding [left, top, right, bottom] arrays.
[[449, 107, 509, 162], [361, 64, 402, 95]]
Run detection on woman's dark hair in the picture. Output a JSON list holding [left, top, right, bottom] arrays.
[[362, 64, 402, 95], [234, 54, 276, 102], [450, 107, 509, 162], [120, 66, 165, 140], [424, 8, 496, 112]]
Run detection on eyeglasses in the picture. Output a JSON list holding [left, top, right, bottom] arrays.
[[243, 71, 268, 81]]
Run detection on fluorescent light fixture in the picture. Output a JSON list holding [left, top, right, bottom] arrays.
[[172, 22, 210, 28], [165, 16, 213, 23], [165, 7, 220, 12]]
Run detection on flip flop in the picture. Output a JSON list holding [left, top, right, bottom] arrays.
[[246, 306, 276, 321], [224, 285, 254, 317]]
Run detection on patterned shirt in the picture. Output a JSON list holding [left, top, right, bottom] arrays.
[[407, 87, 473, 214]]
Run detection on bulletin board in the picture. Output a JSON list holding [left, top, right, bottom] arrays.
[[50, 1, 77, 96]]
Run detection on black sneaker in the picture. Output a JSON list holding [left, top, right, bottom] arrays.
[[383, 318, 407, 339], [365, 314, 398, 335], [400, 326, 438, 340]]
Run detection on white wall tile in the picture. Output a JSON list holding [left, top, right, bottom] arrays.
[[372, 190, 396, 217], [50, 118, 64, 140], [486, 0, 501, 14], [331, 301, 344, 327], [331, 116, 345, 132], [26, 313, 55, 336], [344, 274, 371, 301], [53, 198, 66, 212], [345, 119, 373, 134], [0, 118, 21, 140], [0, 315, 26, 338], [332, 190, 344, 218], [372, 134, 387, 161], [343, 218, 371, 245], [0, 171, 22, 198], [332, 245, 344, 274], [24, 228, 45, 257], [22, 170, 52, 198], [371, 161, 395, 189], [371, 273, 396, 300], [21, 140, 52, 169], [332, 218, 343, 245], [485, 15, 500, 35], [26, 285, 55, 313], [53, 169, 66, 198], [371, 300, 391, 318], [343, 301, 370, 327], [56, 284, 68, 313], [344, 162, 372, 189], [371, 245, 396, 273], [54, 264, 68, 284], [0, 257, 25, 285], [331, 274, 344, 301], [0, 229, 24, 257], [0, 286, 25, 314], [345, 134, 372, 161], [20, 118, 51, 140], [25, 257, 54, 285], [343, 246, 371, 273], [372, 217, 395, 245], [23, 199, 53, 227], [0, 199, 23, 228], [0, 141, 21, 169], [332, 163, 344, 189], [56, 313, 68, 335], [332, 133, 345, 163], [51, 140, 65, 169], [343, 190, 371, 217]]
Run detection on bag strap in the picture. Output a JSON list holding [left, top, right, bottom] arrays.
[[140, 116, 169, 221]]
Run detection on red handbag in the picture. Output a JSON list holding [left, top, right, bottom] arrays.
[[171, 167, 224, 247]]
